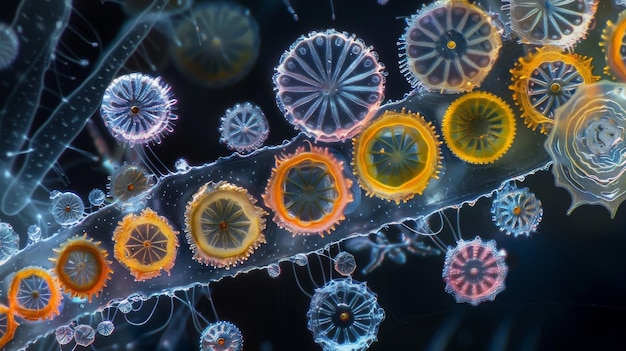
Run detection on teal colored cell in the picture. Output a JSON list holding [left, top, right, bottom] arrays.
[[171, 2, 260, 88]]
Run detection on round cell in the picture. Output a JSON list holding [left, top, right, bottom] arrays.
[[442, 237, 508, 306], [399, 0, 501, 93], [100, 73, 178, 146], [219, 102, 269, 153], [0, 22, 19, 70], [113, 208, 179, 281], [97, 320, 115, 336], [74, 324, 96, 347], [50, 191, 85, 226], [352, 109, 442, 203], [8, 266, 63, 321], [0, 222, 19, 264], [88, 188, 106, 207], [601, 9, 626, 81], [442, 91, 516, 164], [0, 304, 18, 349], [171, 2, 260, 88], [51, 234, 112, 301], [200, 321, 243, 351], [267, 263, 281, 278], [55, 325, 74, 345], [504, 0, 598, 49], [510, 46, 599, 134], [185, 181, 267, 268], [491, 182, 543, 237], [545, 81, 626, 217], [263, 144, 354, 236], [334, 251, 356, 276], [307, 278, 385, 351], [274, 29, 385, 142], [108, 163, 154, 206]]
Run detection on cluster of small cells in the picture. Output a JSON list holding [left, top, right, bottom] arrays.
[[5, 0, 626, 350]]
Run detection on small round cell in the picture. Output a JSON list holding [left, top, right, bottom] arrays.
[[200, 321, 243, 351], [334, 251, 356, 276], [50, 191, 85, 226], [171, 2, 260, 88], [219, 102, 269, 153]]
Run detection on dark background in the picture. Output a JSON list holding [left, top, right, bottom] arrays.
[[3, 0, 626, 350]]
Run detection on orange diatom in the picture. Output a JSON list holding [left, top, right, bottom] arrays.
[[8, 267, 63, 321], [601, 10, 626, 81], [352, 109, 442, 203], [263, 144, 354, 236], [50, 234, 112, 302], [185, 181, 267, 268], [0, 303, 18, 348], [442, 91, 516, 164], [509, 46, 599, 134], [112, 208, 179, 281]]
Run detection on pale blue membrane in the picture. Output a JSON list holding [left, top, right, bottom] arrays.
[[0, 0, 72, 195], [0, 0, 169, 216], [0, 39, 551, 350]]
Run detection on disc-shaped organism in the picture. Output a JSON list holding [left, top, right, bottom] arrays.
[[185, 181, 267, 268], [442, 91, 516, 164], [0, 304, 18, 349], [442, 237, 508, 306], [8, 267, 63, 321], [264, 144, 354, 236], [510, 46, 599, 134], [491, 182, 543, 237], [399, 0, 501, 93], [50, 235, 112, 301], [50, 191, 85, 226], [219, 102, 269, 153], [601, 10, 626, 81], [503, 0, 598, 49], [108, 163, 154, 207], [199, 321, 243, 351], [113, 208, 179, 281], [100, 73, 178, 146], [274, 29, 385, 142], [545, 81, 626, 218], [307, 278, 385, 351], [171, 2, 260, 88], [352, 109, 442, 203]]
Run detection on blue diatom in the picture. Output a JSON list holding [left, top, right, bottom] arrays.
[[50, 192, 85, 227], [491, 182, 543, 237], [273, 29, 386, 143], [219, 102, 269, 153], [307, 278, 385, 351], [200, 321, 243, 351], [0, 222, 19, 264], [100, 73, 178, 147]]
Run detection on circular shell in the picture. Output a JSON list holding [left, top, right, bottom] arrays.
[[399, 0, 502, 93], [0, 304, 18, 349], [442, 91, 516, 164], [113, 208, 179, 281], [199, 321, 243, 351], [51, 235, 112, 301], [263, 144, 354, 236], [601, 10, 626, 81], [8, 267, 63, 321], [108, 163, 154, 205], [505, 0, 598, 49], [510, 46, 599, 134], [352, 109, 442, 203], [185, 181, 267, 268], [274, 29, 385, 142]]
